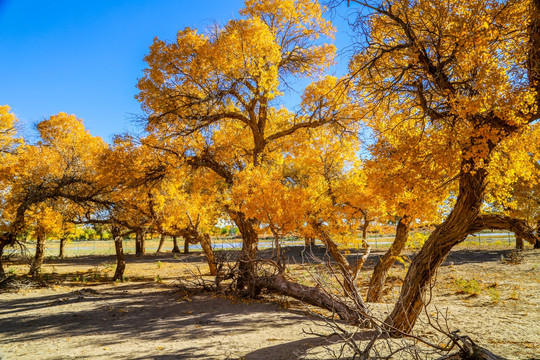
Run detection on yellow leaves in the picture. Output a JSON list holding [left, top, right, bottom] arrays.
[[350, 0, 535, 171], [0, 105, 21, 154], [0, 105, 22, 185], [26, 204, 64, 238], [241, 0, 335, 40], [485, 123, 540, 217]]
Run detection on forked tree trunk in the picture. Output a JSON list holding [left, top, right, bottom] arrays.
[[112, 234, 126, 281], [172, 236, 181, 253], [385, 165, 487, 334], [198, 233, 217, 276], [59, 237, 66, 258], [184, 238, 190, 254], [229, 211, 259, 296], [135, 230, 145, 257], [156, 234, 166, 253], [367, 217, 410, 302], [29, 233, 46, 277]]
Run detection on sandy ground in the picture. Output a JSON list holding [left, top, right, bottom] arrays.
[[0, 247, 539, 359]]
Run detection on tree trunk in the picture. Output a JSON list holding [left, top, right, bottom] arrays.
[[184, 237, 190, 254], [255, 274, 369, 325], [112, 233, 126, 281], [229, 210, 259, 296], [156, 233, 166, 253], [0, 241, 6, 278], [436, 336, 507, 360], [466, 215, 538, 246], [199, 233, 217, 276], [312, 223, 362, 296], [135, 230, 145, 257], [529, 0, 540, 114], [305, 237, 315, 246], [59, 237, 66, 258], [516, 235, 524, 249], [385, 164, 488, 335], [29, 233, 46, 277], [367, 217, 410, 302], [355, 221, 372, 274], [172, 236, 181, 253]]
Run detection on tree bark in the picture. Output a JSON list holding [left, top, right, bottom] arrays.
[[135, 230, 145, 257], [156, 233, 166, 253], [184, 237, 190, 254], [59, 237, 66, 258], [385, 163, 488, 334], [367, 217, 410, 302], [312, 222, 364, 296], [466, 214, 539, 246], [435, 336, 507, 360], [255, 274, 369, 325], [516, 235, 524, 249], [529, 0, 540, 116], [0, 234, 17, 277], [0, 241, 6, 278], [199, 233, 217, 276], [172, 236, 181, 253], [29, 233, 46, 277], [229, 210, 259, 296], [356, 221, 372, 274], [112, 233, 126, 281]]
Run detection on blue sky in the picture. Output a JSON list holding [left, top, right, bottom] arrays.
[[0, 0, 354, 142]]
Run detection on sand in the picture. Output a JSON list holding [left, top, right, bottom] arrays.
[[1, 247, 539, 359]]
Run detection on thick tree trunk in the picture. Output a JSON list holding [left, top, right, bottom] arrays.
[[29, 233, 46, 277], [172, 236, 181, 253], [184, 237, 190, 254], [367, 217, 410, 302], [199, 233, 217, 276], [135, 230, 145, 257], [59, 237, 66, 258], [156, 234, 166, 253], [112, 234, 126, 281], [229, 211, 259, 296], [385, 165, 487, 334], [256, 274, 369, 325]]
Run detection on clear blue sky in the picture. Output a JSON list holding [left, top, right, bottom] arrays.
[[0, 0, 354, 142]]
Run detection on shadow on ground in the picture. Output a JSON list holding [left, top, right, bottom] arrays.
[[0, 282, 332, 359]]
